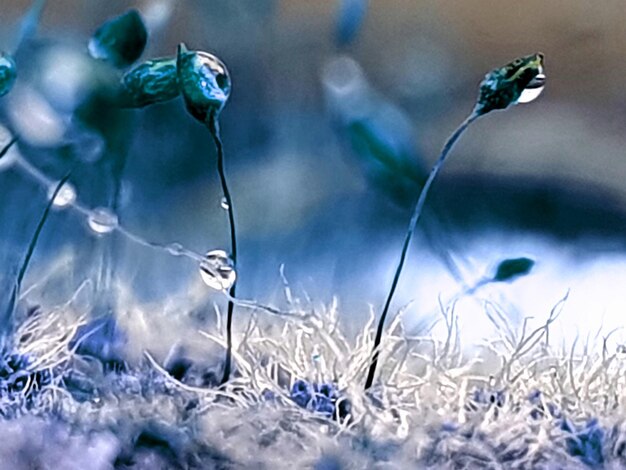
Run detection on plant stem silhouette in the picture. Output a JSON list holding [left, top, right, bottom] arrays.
[[207, 111, 237, 385], [364, 51, 546, 390], [364, 111, 479, 390], [3, 171, 72, 344]]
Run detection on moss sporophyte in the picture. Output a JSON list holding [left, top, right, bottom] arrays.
[[176, 43, 237, 385], [364, 53, 546, 390], [176, 43, 231, 120], [88, 9, 148, 69], [118, 42, 238, 384], [119, 57, 180, 107]]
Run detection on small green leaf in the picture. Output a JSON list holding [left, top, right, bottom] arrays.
[[119, 57, 179, 107], [177, 43, 231, 123], [476, 53, 545, 115], [0, 52, 17, 97], [89, 9, 148, 68], [493, 257, 535, 282]]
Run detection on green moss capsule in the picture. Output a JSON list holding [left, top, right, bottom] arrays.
[[118, 57, 179, 107], [0, 52, 17, 97], [476, 53, 545, 115], [493, 257, 535, 282], [88, 9, 148, 68], [176, 43, 231, 122]]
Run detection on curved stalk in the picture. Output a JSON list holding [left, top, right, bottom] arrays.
[[364, 111, 480, 390], [3, 172, 72, 342], [206, 111, 238, 385]]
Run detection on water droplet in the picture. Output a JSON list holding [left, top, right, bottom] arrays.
[[0, 52, 17, 97], [167, 242, 184, 256], [518, 72, 546, 104], [177, 44, 231, 121], [48, 181, 76, 209], [199, 249, 236, 291], [617, 344, 626, 356], [87, 207, 119, 235], [220, 197, 229, 210], [476, 53, 545, 114]]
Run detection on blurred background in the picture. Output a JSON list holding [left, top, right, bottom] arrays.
[[2, 0, 626, 353]]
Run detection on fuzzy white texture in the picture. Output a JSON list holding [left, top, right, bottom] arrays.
[[2, 252, 626, 468]]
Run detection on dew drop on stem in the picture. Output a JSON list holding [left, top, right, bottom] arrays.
[[199, 249, 236, 291], [87, 207, 119, 235], [48, 181, 76, 209], [517, 71, 546, 104]]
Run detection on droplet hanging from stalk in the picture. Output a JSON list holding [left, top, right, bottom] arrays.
[[199, 250, 237, 291], [364, 53, 547, 391], [87, 207, 119, 235], [177, 43, 236, 386], [475, 53, 545, 115], [48, 181, 77, 209], [176, 43, 231, 123]]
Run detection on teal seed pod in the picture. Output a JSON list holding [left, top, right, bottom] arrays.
[[476, 53, 545, 115], [0, 52, 17, 97], [88, 9, 148, 68], [119, 57, 180, 107], [493, 257, 535, 282], [176, 43, 231, 123]]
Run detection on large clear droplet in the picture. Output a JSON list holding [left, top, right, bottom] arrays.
[[88, 207, 119, 235], [199, 249, 236, 291], [177, 44, 231, 121], [518, 72, 546, 104], [48, 181, 76, 209]]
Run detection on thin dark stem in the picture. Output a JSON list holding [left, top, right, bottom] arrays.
[[206, 111, 238, 385], [364, 111, 480, 390], [3, 171, 72, 341], [0, 136, 18, 161]]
